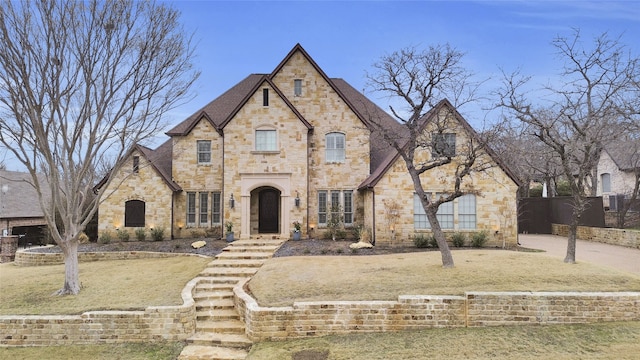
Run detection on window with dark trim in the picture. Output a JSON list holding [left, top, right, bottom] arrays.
[[199, 193, 209, 225], [263, 88, 269, 106], [212, 192, 221, 224], [318, 191, 327, 225], [318, 190, 354, 226], [132, 156, 139, 174], [433, 133, 456, 158], [197, 140, 211, 164], [186, 192, 196, 226], [124, 200, 145, 227]]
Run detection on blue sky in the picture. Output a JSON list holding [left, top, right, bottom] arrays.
[[2, 0, 640, 170]]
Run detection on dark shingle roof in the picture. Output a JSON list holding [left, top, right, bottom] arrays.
[[604, 140, 640, 171], [0, 170, 48, 219]]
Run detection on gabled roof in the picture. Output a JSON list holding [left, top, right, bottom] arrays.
[[357, 99, 522, 190], [603, 140, 640, 171], [0, 169, 48, 219]]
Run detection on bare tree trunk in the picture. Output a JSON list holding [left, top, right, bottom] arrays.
[[564, 221, 578, 264], [55, 239, 80, 295], [425, 209, 454, 268]]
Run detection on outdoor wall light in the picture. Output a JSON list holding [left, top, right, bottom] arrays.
[[295, 191, 300, 207], [229, 193, 235, 209]]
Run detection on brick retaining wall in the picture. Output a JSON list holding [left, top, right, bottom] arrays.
[[14, 248, 198, 266], [0, 277, 202, 346], [551, 224, 640, 249], [234, 279, 640, 341]]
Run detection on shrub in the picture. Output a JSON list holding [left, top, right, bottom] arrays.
[[429, 235, 438, 248], [335, 229, 347, 240], [116, 228, 130, 242], [134, 228, 146, 242], [98, 231, 112, 244], [471, 231, 489, 248], [451, 232, 466, 247], [150, 227, 165, 241], [190, 229, 206, 238], [205, 226, 222, 239], [413, 234, 430, 248]]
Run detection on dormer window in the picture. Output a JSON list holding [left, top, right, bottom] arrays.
[[294, 79, 302, 96], [263, 88, 269, 106]]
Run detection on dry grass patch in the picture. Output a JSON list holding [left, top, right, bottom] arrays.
[[0, 256, 210, 315], [249, 250, 640, 307], [0, 341, 184, 360], [247, 322, 640, 360]]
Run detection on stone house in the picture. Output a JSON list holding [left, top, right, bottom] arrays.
[[0, 169, 49, 244], [597, 139, 640, 208], [97, 44, 519, 247]]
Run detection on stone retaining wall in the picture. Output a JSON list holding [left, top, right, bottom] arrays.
[[551, 224, 640, 249], [234, 279, 640, 341], [0, 277, 201, 346], [14, 248, 197, 266]]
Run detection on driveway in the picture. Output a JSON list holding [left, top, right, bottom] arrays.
[[518, 234, 640, 276]]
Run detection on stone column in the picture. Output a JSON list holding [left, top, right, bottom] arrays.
[[0, 235, 19, 263]]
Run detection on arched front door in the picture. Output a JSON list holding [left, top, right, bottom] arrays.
[[258, 188, 280, 233]]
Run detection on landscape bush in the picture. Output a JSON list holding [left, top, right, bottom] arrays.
[[134, 228, 146, 242], [116, 228, 130, 242], [413, 234, 431, 248], [98, 231, 112, 244], [451, 232, 466, 247], [150, 227, 165, 241], [471, 231, 488, 248]]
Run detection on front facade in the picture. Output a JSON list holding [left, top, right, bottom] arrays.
[[98, 44, 519, 247], [597, 142, 639, 207]]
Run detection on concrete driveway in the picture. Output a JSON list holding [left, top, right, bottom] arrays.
[[518, 234, 640, 276]]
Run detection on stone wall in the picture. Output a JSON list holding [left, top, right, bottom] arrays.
[[234, 279, 640, 341], [0, 277, 201, 346], [13, 248, 205, 267], [552, 224, 640, 249]]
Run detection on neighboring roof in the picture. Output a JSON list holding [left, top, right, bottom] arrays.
[[357, 99, 522, 190], [0, 170, 48, 219], [603, 140, 640, 171]]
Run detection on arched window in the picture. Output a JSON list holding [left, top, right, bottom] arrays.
[[601, 173, 611, 193], [124, 200, 145, 227], [325, 132, 345, 163]]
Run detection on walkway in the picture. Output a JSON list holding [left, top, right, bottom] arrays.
[[178, 237, 286, 360], [518, 234, 640, 275]]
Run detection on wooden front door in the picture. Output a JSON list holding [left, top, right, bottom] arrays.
[[259, 188, 279, 233]]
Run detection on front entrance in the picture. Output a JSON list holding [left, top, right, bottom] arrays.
[[258, 188, 280, 233]]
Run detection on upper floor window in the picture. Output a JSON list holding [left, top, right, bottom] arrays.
[[263, 88, 269, 106], [132, 156, 139, 174], [197, 140, 211, 164], [325, 132, 345, 163], [256, 129, 277, 151], [601, 173, 611, 193], [294, 79, 302, 96], [433, 133, 456, 158]]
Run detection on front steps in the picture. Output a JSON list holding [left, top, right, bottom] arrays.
[[178, 238, 286, 360]]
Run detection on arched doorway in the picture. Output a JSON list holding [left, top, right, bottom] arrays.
[[258, 187, 280, 233]]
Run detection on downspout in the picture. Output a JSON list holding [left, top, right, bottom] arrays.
[[306, 128, 312, 238], [171, 193, 174, 239], [371, 187, 376, 246]]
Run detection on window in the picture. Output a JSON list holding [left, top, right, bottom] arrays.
[[325, 132, 345, 163], [433, 133, 456, 157], [343, 191, 353, 225], [330, 190, 341, 224], [601, 173, 611, 193], [186, 192, 196, 226], [199, 193, 209, 225], [211, 192, 221, 224], [413, 193, 457, 230], [197, 140, 211, 164], [263, 88, 269, 106], [435, 193, 454, 229], [255, 129, 277, 151], [294, 79, 302, 96], [413, 194, 428, 229], [132, 156, 139, 174], [458, 194, 476, 229], [124, 200, 145, 227], [318, 191, 327, 225]]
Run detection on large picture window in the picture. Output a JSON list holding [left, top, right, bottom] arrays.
[[125, 200, 145, 227], [325, 132, 345, 163]]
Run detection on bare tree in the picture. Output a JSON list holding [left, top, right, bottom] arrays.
[[496, 30, 640, 263], [366, 45, 492, 268], [0, 0, 198, 295]]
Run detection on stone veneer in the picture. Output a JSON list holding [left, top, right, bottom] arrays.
[[0, 276, 203, 346], [552, 224, 640, 249], [233, 279, 640, 341], [13, 247, 205, 266]]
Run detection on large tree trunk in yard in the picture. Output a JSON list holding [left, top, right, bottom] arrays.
[[55, 239, 81, 295], [564, 222, 578, 264], [426, 209, 455, 268]]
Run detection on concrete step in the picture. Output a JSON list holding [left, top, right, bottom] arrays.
[[215, 251, 273, 260], [199, 267, 258, 278], [195, 298, 235, 312], [196, 319, 246, 334], [223, 245, 280, 253], [193, 290, 233, 301], [178, 345, 248, 360], [207, 259, 265, 268], [231, 239, 285, 246], [194, 282, 235, 293], [197, 276, 246, 285], [187, 332, 252, 349], [196, 308, 240, 321]]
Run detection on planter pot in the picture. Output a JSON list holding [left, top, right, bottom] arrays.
[[292, 231, 301, 241], [225, 232, 234, 242]]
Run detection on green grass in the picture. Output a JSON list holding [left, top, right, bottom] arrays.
[[0, 256, 211, 315], [247, 322, 640, 360], [0, 342, 184, 360], [249, 250, 640, 307]]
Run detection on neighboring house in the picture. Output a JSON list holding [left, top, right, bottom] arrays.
[[97, 44, 519, 247], [597, 140, 640, 208], [0, 169, 48, 244]]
